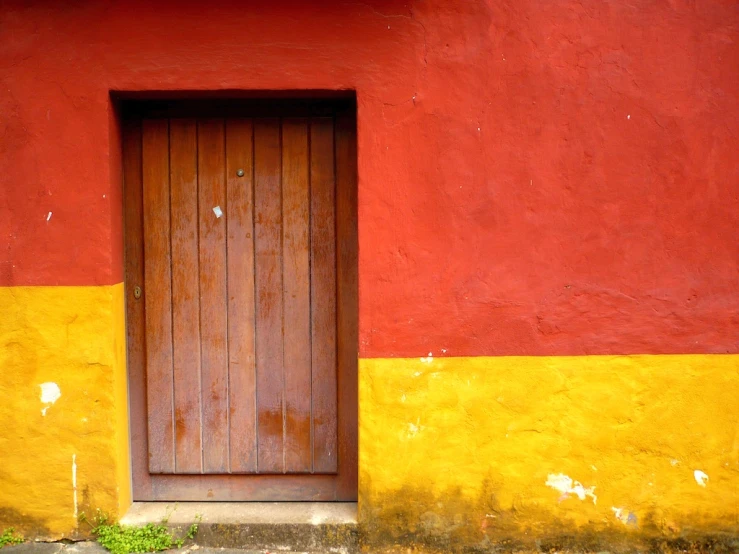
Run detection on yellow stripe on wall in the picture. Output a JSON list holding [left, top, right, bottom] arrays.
[[2, 284, 737, 547], [0, 285, 129, 538], [359, 355, 739, 548]]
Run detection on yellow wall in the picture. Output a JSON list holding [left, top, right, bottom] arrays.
[[0, 285, 130, 539], [359, 355, 739, 550], [2, 286, 738, 549]]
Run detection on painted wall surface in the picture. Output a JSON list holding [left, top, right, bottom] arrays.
[[1, 0, 737, 547], [360, 356, 739, 550], [0, 285, 130, 538]]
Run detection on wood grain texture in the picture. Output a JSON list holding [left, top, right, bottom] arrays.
[[226, 118, 258, 473], [123, 119, 152, 495], [281, 119, 312, 473], [334, 109, 359, 495], [169, 119, 203, 474], [310, 118, 338, 474], [254, 118, 285, 473], [198, 119, 229, 473], [127, 102, 358, 499], [142, 118, 175, 474]]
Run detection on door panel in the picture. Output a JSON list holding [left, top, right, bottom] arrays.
[[142, 119, 175, 475], [197, 119, 230, 474], [310, 119, 339, 473], [253, 118, 285, 473], [225, 118, 258, 474], [124, 103, 357, 501], [169, 119, 202, 474], [281, 119, 312, 473]]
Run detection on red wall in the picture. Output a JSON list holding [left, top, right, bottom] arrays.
[[1, 0, 737, 356]]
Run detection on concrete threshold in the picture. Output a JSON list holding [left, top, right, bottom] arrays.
[[121, 502, 358, 553]]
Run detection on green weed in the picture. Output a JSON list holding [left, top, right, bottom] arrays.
[[0, 528, 24, 548], [79, 510, 199, 554]]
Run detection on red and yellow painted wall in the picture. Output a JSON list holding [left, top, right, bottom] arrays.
[[1, 0, 737, 549]]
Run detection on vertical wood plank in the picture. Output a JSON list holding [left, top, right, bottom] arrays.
[[169, 119, 202, 474], [254, 118, 285, 473], [198, 118, 229, 473], [281, 119, 312, 473], [142, 119, 175, 474], [334, 109, 359, 494], [123, 119, 152, 492], [310, 118, 338, 473], [226, 118, 258, 473]]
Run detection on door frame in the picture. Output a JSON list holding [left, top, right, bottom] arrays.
[[121, 98, 358, 501]]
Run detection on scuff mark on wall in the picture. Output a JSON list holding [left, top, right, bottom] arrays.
[[39, 382, 61, 416], [420, 352, 433, 364], [546, 473, 597, 504], [72, 454, 78, 520]]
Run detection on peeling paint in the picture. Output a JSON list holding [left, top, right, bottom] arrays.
[[612, 507, 637, 526], [545, 473, 597, 504], [694, 470, 709, 487], [39, 382, 61, 416], [72, 454, 78, 520]]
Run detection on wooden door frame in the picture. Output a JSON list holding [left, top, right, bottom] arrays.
[[121, 98, 358, 501]]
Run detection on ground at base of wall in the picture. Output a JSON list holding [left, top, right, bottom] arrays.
[[5, 542, 739, 554], [0, 545, 315, 554], [1, 544, 316, 554], [360, 531, 739, 554]]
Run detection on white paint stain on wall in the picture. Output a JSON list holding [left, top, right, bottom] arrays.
[[546, 473, 597, 504], [612, 507, 637, 526], [694, 470, 709, 487], [419, 352, 433, 364], [39, 382, 61, 416], [406, 418, 425, 438], [72, 454, 78, 519], [612, 507, 627, 523]]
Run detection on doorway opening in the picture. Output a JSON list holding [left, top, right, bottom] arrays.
[[121, 96, 357, 501]]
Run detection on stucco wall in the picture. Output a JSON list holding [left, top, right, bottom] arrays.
[[1, 0, 737, 548], [360, 356, 739, 550], [0, 285, 129, 538]]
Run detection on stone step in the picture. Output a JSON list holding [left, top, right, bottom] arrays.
[[121, 502, 358, 554]]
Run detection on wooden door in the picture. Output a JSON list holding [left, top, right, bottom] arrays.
[[123, 101, 357, 501]]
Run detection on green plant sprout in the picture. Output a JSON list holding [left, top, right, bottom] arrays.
[[0, 528, 24, 548], [78, 510, 199, 554]]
